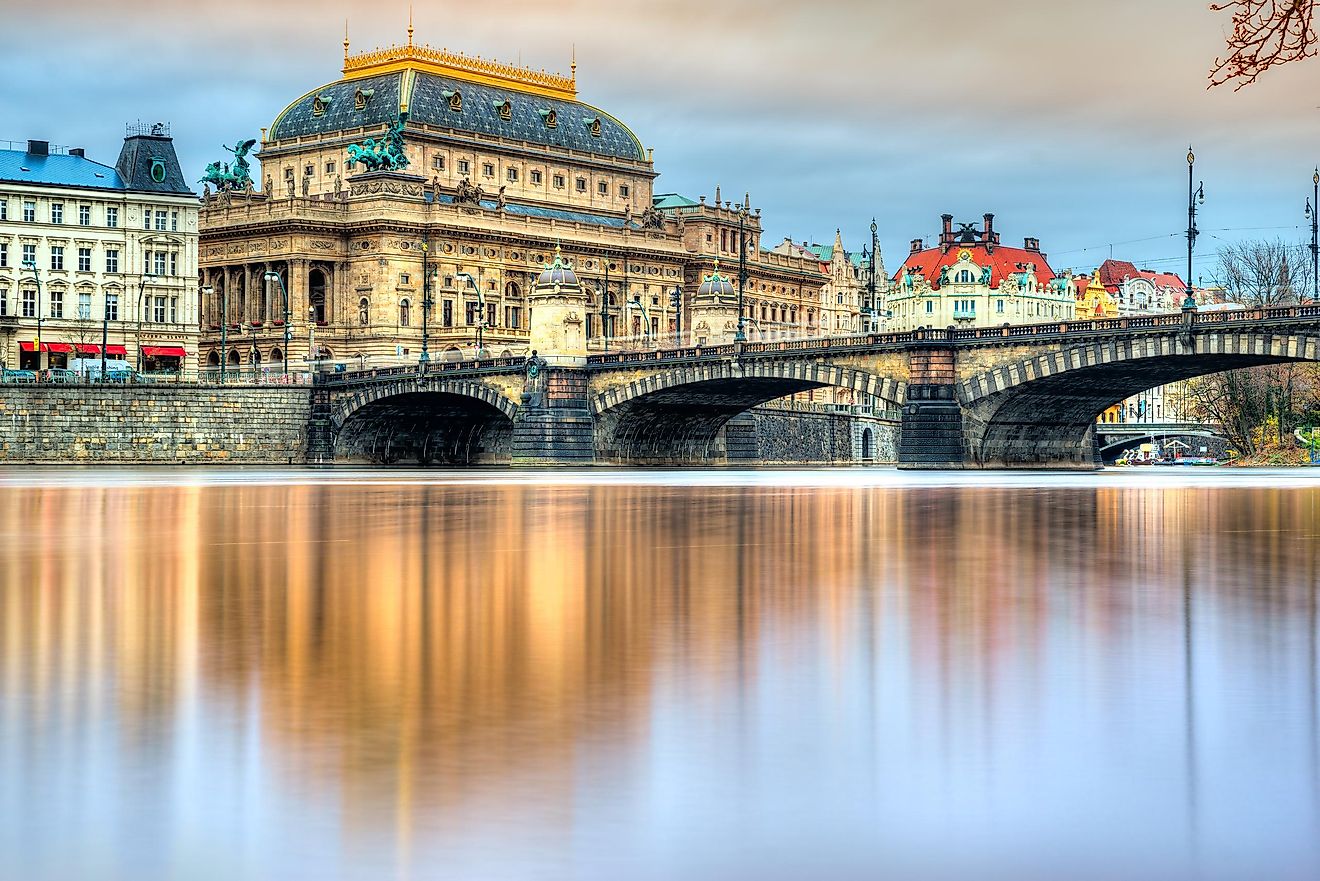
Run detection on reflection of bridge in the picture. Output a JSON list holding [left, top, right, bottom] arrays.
[[311, 305, 1320, 469]]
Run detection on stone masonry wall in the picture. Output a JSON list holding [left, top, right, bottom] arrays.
[[749, 409, 899, 464], [0, 386, 312, 463]]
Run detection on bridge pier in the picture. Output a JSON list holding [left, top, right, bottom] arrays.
[[510, 367, 595, 465], [897, 384, 967, 469]]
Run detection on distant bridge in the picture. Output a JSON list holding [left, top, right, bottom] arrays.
[[310, 305, 1320, 469]]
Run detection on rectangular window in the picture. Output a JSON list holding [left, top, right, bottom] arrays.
[[51, 203, 63, 224], [465, 302, 478, 325], [50, 288, 63, 318], [106, 206, 119, 228], [106, 249, 119, 273], [50, 246, 64, 270], [619, 184, 630, 198], [22, 288, 36, 318], [442, 300, 453, 327], [170, 297, 178, 323], [106, 293, 119, 321], [154, 296, 166, 323], [530, 170, 542, 185], [0, 199, 7, 221], [399, 273, 410, 285], [153, 252, 167, 276], [22, 243, 36, 266], [996, 300, 1004, 313], [326, 160, 336, 174], [143, 208, 151, 229], [482, 163, 495, 178], [77, 247, 92, 272], [23, 201, 36, 222], [509, 306, 521, 328], [457, 159, 470, 175], [0, 291, 6, 316], [575, 178, 587, 193], [925, 300, 933, 314], [169, 252, 178, 276], [597, 181, 608, 195], [304, 164, 314, 177], [443, 275, 453, 289], [506, 167, 518, 182], [78, 291, 92, 320], [0, 243, 6, 267], [432, 156, 445, 171], [170, 211, 178, 232], [487, 302, 496, 327], [155, 210, 167, 231], [79, 205, 91, 226], [553, 174, 565, 188]]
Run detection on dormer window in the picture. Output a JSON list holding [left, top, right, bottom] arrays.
[[312, 94, 332, 117], [354, 87, 374, 110], [539, 108, 558, 129], [494, 99, 512, 120], [585, 117, 602, 137], [443, 90, 463, 112]]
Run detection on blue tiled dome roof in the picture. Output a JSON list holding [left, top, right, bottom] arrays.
[[270, 70, 646, 162], [534, 248, 581, 289]]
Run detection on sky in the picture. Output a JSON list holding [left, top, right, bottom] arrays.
[[5, 0, 1319, 281]]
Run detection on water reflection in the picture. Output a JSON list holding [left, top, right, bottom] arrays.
[[1, 475, 1319, 880]]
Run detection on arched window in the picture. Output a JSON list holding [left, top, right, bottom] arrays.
[[505, 281, 521, 299], [359, 297, 370, 326], [958, 269, 973, 284], [400, 299, 411, 327]]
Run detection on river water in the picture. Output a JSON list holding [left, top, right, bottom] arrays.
[[1, 468, 1319, 880]]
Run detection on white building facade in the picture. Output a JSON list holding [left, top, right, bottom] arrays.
[[0, 125, 199, 376]]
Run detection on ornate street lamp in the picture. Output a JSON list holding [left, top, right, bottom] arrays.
[[1184, 147, 1205, 312], [735, 205, 749, 342], [866, 218, 879, 333], [1306, 167, 1319, 303], [199, 285, 213, 381], [669, 284, 682, 347], [419, 237, 435, 367], [627, 295, 652, 347], [456, 271, 488, 358], [262, 271, 292, 376], [21, 259, 42, 373]]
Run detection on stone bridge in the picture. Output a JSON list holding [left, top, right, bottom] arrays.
[[310, 304, 1320, 468]]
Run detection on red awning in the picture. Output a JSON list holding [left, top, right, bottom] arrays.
[[106, 345, 127, 357], [141, 346, 187, 358], [19, 342, 75, 354], [75, 344, 100, 355]]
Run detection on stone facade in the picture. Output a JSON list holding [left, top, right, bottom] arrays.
[[750, 408, 898, 464], [0, 386, 309, 462]]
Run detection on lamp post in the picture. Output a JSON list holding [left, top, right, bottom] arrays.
[[628, 295, 652, 347], [308, 305, 317, 365], [867, 218, 879, 333], [262, 271, 291, 376], [199, 284, 213, 381], [456, 271, 487, 358], [219, 282, 228, 384], [600, 259, 610, 352], [669, 285, 682, 347], [1184, 147, 1205, 312], [136, 274, 151, 374], [22, 260, 42, 373], [735, 205, 749, 342], [420, 237, 434, 367], [1306, 168, 1319, 303]]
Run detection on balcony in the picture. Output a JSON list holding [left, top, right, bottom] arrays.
[[952, 307, 977, 321]]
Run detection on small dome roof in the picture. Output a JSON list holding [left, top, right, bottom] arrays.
[[697, 262, 735, 297], [534, 244, 580, 290]]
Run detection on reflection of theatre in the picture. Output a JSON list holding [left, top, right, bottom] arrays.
[[197, 28, 843, 369], [0, 127, 200, 375]]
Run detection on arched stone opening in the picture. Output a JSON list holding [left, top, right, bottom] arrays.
[[334, 391, 514, 465], [226, 348, 241, 366], [309, 267, 328, 324]]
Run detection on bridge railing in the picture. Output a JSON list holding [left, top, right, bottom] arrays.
[[314, 355, 527, 387]]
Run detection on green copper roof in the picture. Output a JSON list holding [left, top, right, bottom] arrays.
[[270, 70, 646, 161], [653, 193, 700, 210]]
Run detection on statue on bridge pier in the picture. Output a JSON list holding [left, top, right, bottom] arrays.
[[522, 350, 549, 408]]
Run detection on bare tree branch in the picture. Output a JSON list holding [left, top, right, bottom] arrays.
[[1215, 239, 1312, 305], [1209, 0, 1317, 90]]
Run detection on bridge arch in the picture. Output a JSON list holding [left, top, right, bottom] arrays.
[[330, 377, 518, 465], [592, 360, 904, 463], [955, 330, 1319, 467]]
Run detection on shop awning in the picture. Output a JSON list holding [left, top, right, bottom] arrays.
[[19, 342, 75, 354], [75, 344, 100, 355], [106, 345, 127, 357], [141, 346, 187, 358]]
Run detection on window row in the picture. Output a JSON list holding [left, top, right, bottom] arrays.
[[0, 288, 180, 322], [0, 243, 180, 275], [0, 198, 152, 230], [427, 155, 632, 197]]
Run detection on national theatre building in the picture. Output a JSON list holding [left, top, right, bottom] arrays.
[[198, 29, 851, 371]]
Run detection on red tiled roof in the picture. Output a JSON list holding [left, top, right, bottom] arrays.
[[1096, 258, 1185, 293], [894, 243, 1056, 288]]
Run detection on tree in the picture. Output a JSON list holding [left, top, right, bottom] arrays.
[[1210, 0, 1317, 89], [1215, 238, 1312, 306]]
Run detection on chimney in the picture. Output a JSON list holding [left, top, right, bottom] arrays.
[[1024, 237, 1040, 252], [940, 213, 953, 246], [26, 140, 49, 156], [910, 238, 924, 254], [983, 212, 995, 239], [69, 147, 85, 158]]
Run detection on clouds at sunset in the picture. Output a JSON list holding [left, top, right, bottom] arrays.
[[7, 0, 1318, 275]]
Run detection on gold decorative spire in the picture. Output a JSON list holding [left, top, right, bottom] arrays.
[[344, 20, 350, 62], [407, 4, 414, 47], [571, 44, 577, 83]]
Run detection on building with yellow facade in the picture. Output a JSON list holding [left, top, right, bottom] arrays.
[[197, 30, 847, 369]]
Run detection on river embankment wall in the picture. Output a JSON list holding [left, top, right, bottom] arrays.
[[0, 385, 312, 463]]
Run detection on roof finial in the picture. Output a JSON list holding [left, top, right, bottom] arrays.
[[407, 4, 414, 47], [571, 44, 577, 82], [553, 240, 563, 266], [344, 19, 350, 61]]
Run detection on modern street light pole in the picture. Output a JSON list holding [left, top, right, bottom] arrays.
[[1184, 147, 1205, 312], [262, 272, 291, 376], [735, 205, 749, 342], [22, 260, 42, 372], [1306, 167, 1319, 303]]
